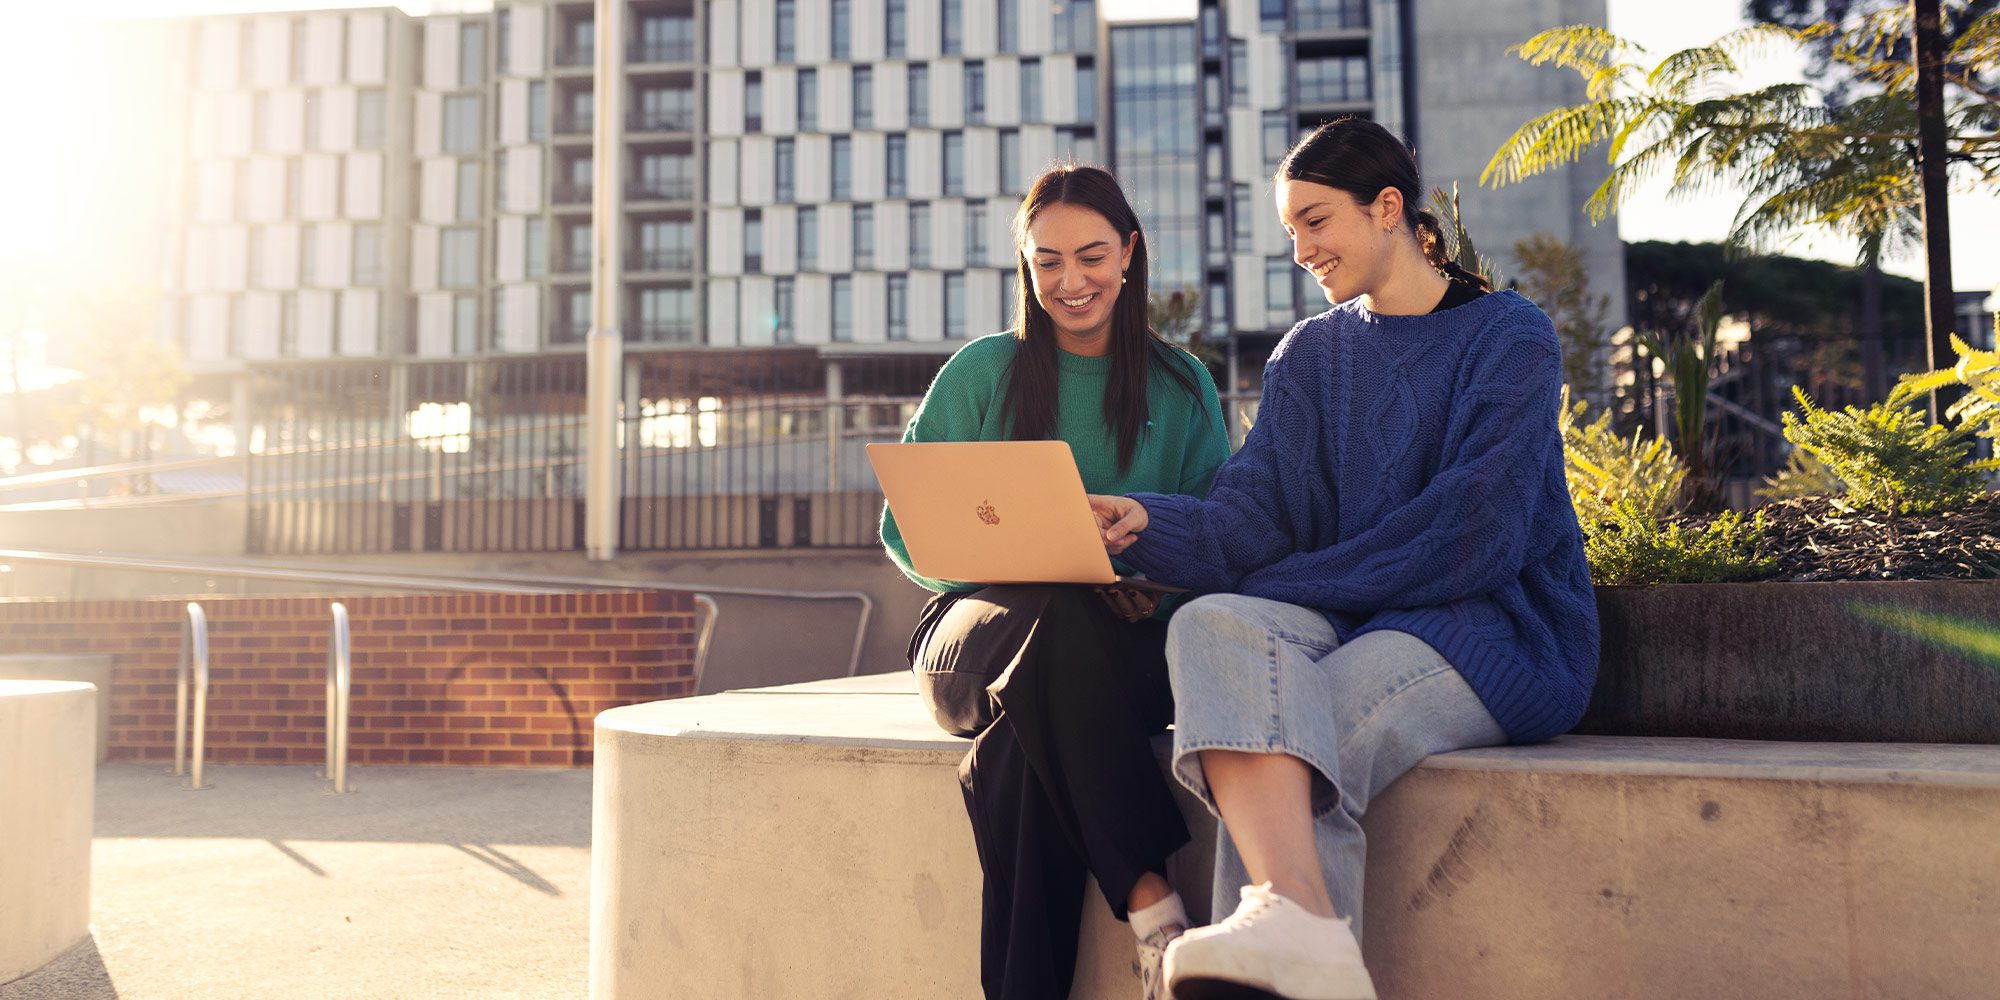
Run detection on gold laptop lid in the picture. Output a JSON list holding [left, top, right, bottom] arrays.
[[867, 440, 1121, 586]]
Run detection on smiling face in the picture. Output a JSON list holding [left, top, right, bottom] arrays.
[[1024, 202, 1135, 352], [1276, 177, 1399, 306]]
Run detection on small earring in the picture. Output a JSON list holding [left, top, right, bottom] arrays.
[[1121, 274, 1128, 285]]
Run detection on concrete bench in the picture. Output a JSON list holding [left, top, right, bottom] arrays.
[[0, 680, 96, 987], [590, 672, 2000, 1000], [0, 654, 113, 763]]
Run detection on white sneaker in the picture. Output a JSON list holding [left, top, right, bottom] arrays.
[[1163, 883, 1377, 1000], [1133, 920, 1187, 1000]]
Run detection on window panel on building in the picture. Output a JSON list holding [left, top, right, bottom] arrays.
[[1262, 111, 1289, 170], [744, 208, 763, 272], [944, 272, 965, 338], [999, 129, 1020, 194], [831, 135, 853, 200], [564, 220, 592, 272], [909, 202, 930, 268], [1020, 58, 1042, 124], [886, 273, 908, 340], [637, 12, 695, 61], [886, 134, 907, 198], [797, 69, 818, 132], [775, 0, 797, 62], [460, 20, 486, 86], [356, 88, 386, 149], [524, 218, 545, 279], [1077, 61, 1096, 121], [965, 201, 987, 267], [775, 138, 796, 201], [832, 0, 852, 59], [1297, 54, 1370, 104], [773, 277, 796, 343], [453, 292, 479, 354], [441, 227, 480, 288], [854, 204, 875, 268], [457, 161, 481, 220], [853, 66, 874, 129], [745, 71, 764, 132], [351, 223, 382, 285], [907, 64, 929, 128], [886, 0, 907, 57], [1265, 256, 1292, 315], [443, 94, 482, 153], [942, 132, 965, 197], [798, 207, 819, 271]]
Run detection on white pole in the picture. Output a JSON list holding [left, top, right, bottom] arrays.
[[585, 0, 626, 561]]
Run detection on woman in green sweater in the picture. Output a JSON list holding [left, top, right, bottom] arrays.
[[880, 164, 1231, 1000]]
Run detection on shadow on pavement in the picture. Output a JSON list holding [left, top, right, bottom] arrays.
[[0, 937, 118, 1000]]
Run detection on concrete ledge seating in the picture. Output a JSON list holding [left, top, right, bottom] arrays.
[[0, 655, 112, 762], [590, 672, 2000, 1000], [0, 680, 96, 987]]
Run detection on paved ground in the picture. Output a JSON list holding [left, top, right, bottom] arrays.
[[0, 763, 593, 1000]]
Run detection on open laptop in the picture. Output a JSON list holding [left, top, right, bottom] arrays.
[[867, 440, 1184, 592]]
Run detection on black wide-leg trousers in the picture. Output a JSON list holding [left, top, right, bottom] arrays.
[[909, 585, 1189, 1000]]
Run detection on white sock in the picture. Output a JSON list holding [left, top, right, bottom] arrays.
[[1129, 891, 1189, 941]]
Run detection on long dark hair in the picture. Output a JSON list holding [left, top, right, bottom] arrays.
[[1003, 164, 1205, 472], [1276, 117, 1493, 292]]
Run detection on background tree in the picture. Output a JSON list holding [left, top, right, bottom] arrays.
[[46, 282, 188, 468], [1484, 14, 2000, 400], [1514, 233, 1615, 409], [1148, 287, 1220, 367]]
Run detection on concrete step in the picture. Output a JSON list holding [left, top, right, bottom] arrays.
[[590, 672, 2000, 1000]]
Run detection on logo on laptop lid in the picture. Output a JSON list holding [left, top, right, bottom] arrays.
[[975, 500, 1000, 526]]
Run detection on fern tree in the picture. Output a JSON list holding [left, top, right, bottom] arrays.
[[1482, 16, 2000, 265]]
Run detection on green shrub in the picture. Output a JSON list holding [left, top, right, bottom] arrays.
[[1780, 384, 1991, 516], [1756, 447, 1843, 501], [1559, 390, 1683, 524], [1560, 391, 1776, 584], [1896, 333, 2000, 459], [1584, 499, 1778, 586]]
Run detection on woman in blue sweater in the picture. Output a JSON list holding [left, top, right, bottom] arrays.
[[1089, 118, 1600, 1000]]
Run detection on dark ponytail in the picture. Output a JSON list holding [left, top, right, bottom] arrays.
[[1276, 117, 1492, 292], [1411, 210, 1494, 292]]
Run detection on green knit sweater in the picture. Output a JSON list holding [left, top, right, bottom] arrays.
[[880, 332, 1232, 593]]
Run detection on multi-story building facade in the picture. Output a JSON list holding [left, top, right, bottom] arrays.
[[160, 0, 1622, 375]]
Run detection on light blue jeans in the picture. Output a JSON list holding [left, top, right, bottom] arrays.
[[1164, 594, 1508, 938]]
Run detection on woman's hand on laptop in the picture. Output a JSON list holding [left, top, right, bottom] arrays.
[[1086, 494, 1149, 555]]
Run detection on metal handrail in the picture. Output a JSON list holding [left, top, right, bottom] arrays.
[[690, 595, 719, 692], [0, 548, 875, 681], [175, 602, 212, 790], [326, 602, 353, 794]]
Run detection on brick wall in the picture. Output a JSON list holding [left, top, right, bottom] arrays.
[[0, 590, 697, 767]]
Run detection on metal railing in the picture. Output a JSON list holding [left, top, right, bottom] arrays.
[[175, 602, 212, 791], [326, 602, 353, 794], [0, 548, 871, 684]]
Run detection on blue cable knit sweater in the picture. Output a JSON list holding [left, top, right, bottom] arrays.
[[1121, 290, 1600, 743]]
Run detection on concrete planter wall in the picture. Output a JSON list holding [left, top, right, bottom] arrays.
[[1578, 581, 2000, 744]]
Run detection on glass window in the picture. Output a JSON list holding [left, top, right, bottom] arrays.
[[1001, 269, 1018, 330], [636, 286, 694, 342], [1077, 61, 1096, 121], [638, 15, 694, 61], [945, 273, 965, 338], [457, 161, 480, 220], [965, 202, 987, 267], [491, 288, 507, 350], [1061, 126, 1097, 164], [775, 138, 795, 202], [1232, 184, 1252, 253], [831, 136, 852, 199], [1020, 59, 1042, 124], [797, 69, 817, 132], [886, 134, 907, 198], [1206, 279, 1228, 334], [1260, 0, 1286, 31], [285, 159, 303, 216], [528, 81, 547, 141], [1201, 4, 1222, 57], [639, 219, 694, 269], [999, 130, 1020, 193], [999, 1, 1018, 53], [496, 9, 511, 74], [853, 67, 873, 130], [253, 93, 272, 152], [290, 18, 307, 85], [1061, 0, 1096, 52], [886, 0, 907, 58], [353, 224, 382, 284], [942, 132, 964, 196], [745, 71, 763, 133], [357, 89, 386, 148], [443, 95, 482, 154], [454, 293, 478, 354], [1265, 256, 1292, 314], [908, 64, 929, 128], [1206, 205, 1227, 265], [965, 62, 985, 125], [1297, 54, 1371, 104], [831, 276, 853, 342], [459, 21, 485, 87], [280, 292, 298, 355], [442, 227, 480, 288], [774, 277, 795, 342], [744, 209, 763, 272], [854, 204, 874, 268], [775, 0, 796, 62], [523, 218, 544, 279], [1230, 41, 1248, 105], [831, 0, 851, 60], [798, 206, 818, 271], [887, 274, 908, 340], [909, 202, 930, 269], [943, 0, 963, 55], [565, 221, 592, 270], [298, 224, 316, 287], [1262, 111, 1290, 170]]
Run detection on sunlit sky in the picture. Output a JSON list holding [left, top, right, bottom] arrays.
[[3, 0, 1995, 297]]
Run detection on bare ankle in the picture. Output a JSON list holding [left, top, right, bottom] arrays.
[[1127, 871, 1174, 913]]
